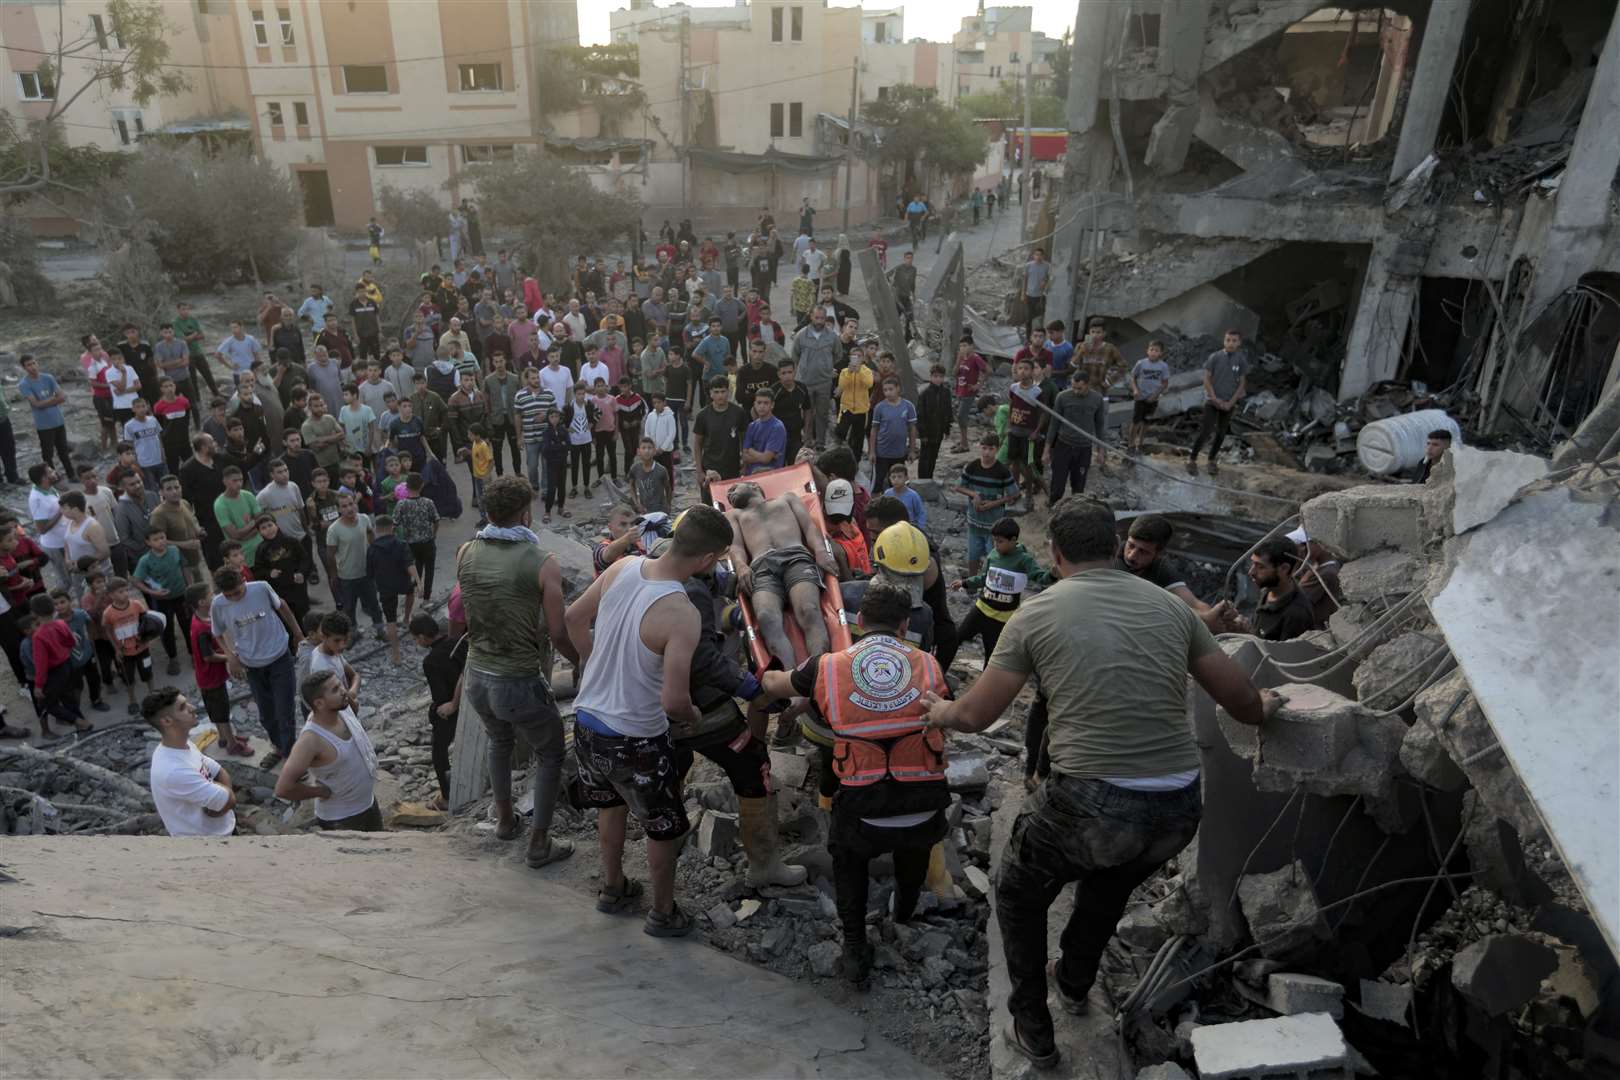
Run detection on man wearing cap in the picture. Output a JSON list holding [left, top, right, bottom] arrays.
[[722, 481, 839, 667]]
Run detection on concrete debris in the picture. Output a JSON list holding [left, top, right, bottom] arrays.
[[806, 940, 843, 978], [1300, 485, 1432, 560], [768, 750, 809, 792], [1135, 1064, 1193, 1080], [1450, 934, 1559, 1016], [1356, 979, 1413, 1026], [707, 902, 739, 930], [1459, 792, 1553, 910], [386, 802, 448, 829], [1410, 670, 1546, 845], [1431, 445, 1549, 535], [1336, 551, 1426, 605], [733, 898, 761, 923], [696, 811, 740, 860], [1218, 682, 1408, 804], [1237, 861, 1331, 960], [1117, 903, 1174, 953], [1191, 1011, 1349, 1079], [1266, 972, 1345, 1018], [1350, 632, 1442, 710]]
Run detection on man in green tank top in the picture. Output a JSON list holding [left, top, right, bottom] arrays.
[[456, 475, 580, 867]]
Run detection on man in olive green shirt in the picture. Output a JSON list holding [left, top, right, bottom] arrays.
[[172, 301, 218, 396], [300, 391, 345, 470], [927, 497, 1279, 1068]]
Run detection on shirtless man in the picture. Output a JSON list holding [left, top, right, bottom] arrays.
[[723, 480, 838, 667]]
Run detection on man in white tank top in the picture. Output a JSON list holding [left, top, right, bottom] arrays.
[[274, 670, 382, 830], [565, 506, 734, 939]]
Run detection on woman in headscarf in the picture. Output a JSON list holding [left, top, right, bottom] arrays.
[[522, 274, 545, 316], [834, 233, 853, 296]]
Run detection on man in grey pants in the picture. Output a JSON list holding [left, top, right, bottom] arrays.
[[455, 476, 582, 868], [1044, 370, 1108, 505], [792, 307, 839, 450]]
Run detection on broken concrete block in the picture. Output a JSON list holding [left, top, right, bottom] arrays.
[[1338, 551, 1425, 605], [1461, 791, 1553, 909], [944, 752, 989, 792], [1356, 979, 1412, 1026], [1191, 1012, 1348, 1079], [1441, 445, 1549, 536], [1542, 944, 1602, 1019], [733, 898, 761, 923], [386, 802, 447, 829], [706, 902, 738, 930], [1266, 972, 1345, 1018], [1153, 877, 1211, 938], [1135, 1065, 1192, 1080], [1220, 683, 1408, 802], [768, 750, 809, 791], [1117, 903, 1172, 953], [1451, 934, 1559, 1016], [1237, 861, 1330, 961], [1397, 714, 1468, 791], [1327, 604, 1368, 649], [1413, 670, 1547, 844], [807, 940, 843, 978], [1351, 631, 1440, 708], [697, 811, 739, 860], [1301, 485, 1429, 560], [963, 864, 991, 898]]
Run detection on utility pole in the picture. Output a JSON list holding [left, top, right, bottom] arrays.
[[679, 12, 690, 216], [1020, 58, 1033, 243], [841, 58, 859, 233]]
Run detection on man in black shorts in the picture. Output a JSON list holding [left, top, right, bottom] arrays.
[[723, 481, 838, 667]]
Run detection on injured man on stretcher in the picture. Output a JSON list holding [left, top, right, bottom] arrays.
[[724, 481, 840, 668]]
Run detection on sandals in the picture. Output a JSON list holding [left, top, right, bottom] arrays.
[[525, 836, 575, 868], [596, 876, 645, 914], [494, 817, 524, 841], [643, 902, 694, 938], [1002, 1021, 1060, 1070], [259, 748, 284, 769], [227, 735, 253, 757]]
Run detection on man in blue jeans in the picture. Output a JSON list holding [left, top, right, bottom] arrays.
[[925, 497, 1280, 1069], [209, 567, 303, 768], [455, 476, 581, 868]]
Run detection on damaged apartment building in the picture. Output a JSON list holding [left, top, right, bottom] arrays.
[[1046, 0, 1620, 446]]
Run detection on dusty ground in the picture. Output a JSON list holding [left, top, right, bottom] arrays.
[[0, 831, 939, 1080]]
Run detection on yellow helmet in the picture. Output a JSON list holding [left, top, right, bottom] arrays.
[[873, 523, 929, 575]]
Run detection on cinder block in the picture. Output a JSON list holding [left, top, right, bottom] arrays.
[[1301, 485, 1428, 559], [1267, 972, 1345, 1018], [1191, 1012, 1347, 1079], [1218, 683, 1359, 773]]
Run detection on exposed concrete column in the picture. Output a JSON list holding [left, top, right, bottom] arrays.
[[1339, 233, 1421, 399], [1144, 0, 1213, 176], [1049, 0, 1117, 333], [1528, 7, 1620, 308], [1389, 0, 1474, 182]]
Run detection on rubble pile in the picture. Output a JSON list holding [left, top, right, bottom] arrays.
[[1093, 448, 1618, 1079]]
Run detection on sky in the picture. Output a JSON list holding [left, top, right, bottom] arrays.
[[577, 1, 1076, 47]]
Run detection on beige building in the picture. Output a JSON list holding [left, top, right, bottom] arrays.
[[950, 5, 1062, 103], [3, 0, 579, 233]]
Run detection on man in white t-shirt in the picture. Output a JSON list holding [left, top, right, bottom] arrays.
[[144, 686, 236, 836], [28, 462, 69, 587]]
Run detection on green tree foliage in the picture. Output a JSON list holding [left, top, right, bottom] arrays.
[[460, 149, 642, 289], [97, 143, 299, 285], [376, 183, 444, 243], [1, 0, 189, 195], [86, 221, 173, 334], [536, 43, 646, 131], [862, 85, 988, 188], [957, 82, 1067, 127]]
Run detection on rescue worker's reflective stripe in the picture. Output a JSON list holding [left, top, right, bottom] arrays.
[[813, 634, 946, 787]]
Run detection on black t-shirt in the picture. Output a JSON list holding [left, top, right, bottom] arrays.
[[773, 383, 812, 439], [349, 299, 381, 338], [1117, 555, 1186, 592], [369, 534, 415, 595], [736, 363, 778, 410], [693, 403, 747, 475], [422, 633, 469, 708], [664, 363, 691, 403], [1254, 587, 1315, 642]]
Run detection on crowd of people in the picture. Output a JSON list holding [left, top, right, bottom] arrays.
[[2, 201, 1360, 1072]]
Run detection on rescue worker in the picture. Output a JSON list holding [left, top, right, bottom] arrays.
[[650, 531, 807, 888], [755, 582, 949, 985], [839, 520, 936, 650]]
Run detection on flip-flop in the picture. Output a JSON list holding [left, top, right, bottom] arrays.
[[525, 837, 575, 868]]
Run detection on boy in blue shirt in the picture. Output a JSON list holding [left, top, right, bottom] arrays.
[[885, 463, 926, 530]]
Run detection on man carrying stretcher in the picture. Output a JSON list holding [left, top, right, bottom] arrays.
[[723, 481, 839, 667]]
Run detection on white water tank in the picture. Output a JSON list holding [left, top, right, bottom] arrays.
[[1356, 409, 1462, 476]]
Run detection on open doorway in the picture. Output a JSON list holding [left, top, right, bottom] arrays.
[[298, 170, 335, 227]]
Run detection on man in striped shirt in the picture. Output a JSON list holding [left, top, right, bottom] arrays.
[[949, 434, 1021, 576], [514, 365, 552, 490]]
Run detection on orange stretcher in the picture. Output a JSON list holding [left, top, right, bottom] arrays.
[[709, 463, 854, 671]]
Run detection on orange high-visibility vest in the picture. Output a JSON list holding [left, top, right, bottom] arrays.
[[829, 521, 872, 577], [813, 634, 946, 787]]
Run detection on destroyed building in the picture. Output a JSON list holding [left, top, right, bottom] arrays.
[[1047, 0, 1620, 449]]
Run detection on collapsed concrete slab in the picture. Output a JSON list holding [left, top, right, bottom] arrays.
[[1425, 445, 1550, 536], [1410, 670, 1546, 845], [1451, 934, 1560, 1016], [1351, 631, 1443, 710], [1337, 551, 1428, 606]]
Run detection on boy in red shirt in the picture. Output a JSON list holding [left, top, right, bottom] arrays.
[[99, 577, 152, 715], [952, 338, 988, 451], [28, 593, 92, 736], [186, 581, 250, 756]]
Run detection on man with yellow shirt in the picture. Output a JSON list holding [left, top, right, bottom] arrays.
[[835, 352, 874, 458]]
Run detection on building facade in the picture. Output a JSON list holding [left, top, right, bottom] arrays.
[[950, 4, 1062, 104]]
